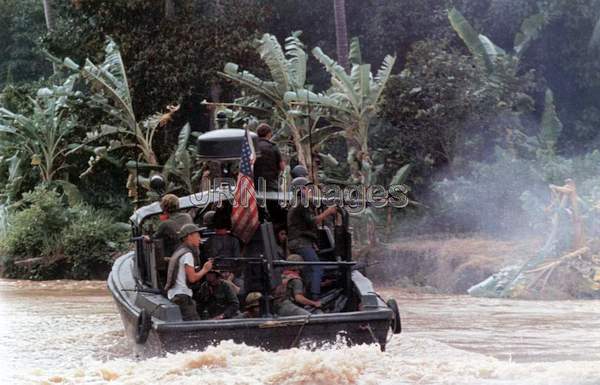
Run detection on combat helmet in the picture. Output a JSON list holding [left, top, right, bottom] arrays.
[[291, 164, 309, 178]]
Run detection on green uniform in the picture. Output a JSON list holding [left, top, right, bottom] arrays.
[[287, 205, 318, 251], [153, 212, 193, 257], [195, 280, 240, 319], [273, 275, 310, 317]]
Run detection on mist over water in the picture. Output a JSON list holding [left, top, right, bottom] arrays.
[[1, 280, 599, 385]]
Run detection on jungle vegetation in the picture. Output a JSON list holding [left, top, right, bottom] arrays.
[[1, 0, 600, 278]]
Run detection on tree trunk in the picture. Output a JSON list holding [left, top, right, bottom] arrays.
[[165, 0, 176, 19], [333, 0, 349, 71], [42, 0, 57, 74], [42, 0, 55, 31]]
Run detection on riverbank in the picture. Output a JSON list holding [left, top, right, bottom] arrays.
[[364, 235, 544, 294]]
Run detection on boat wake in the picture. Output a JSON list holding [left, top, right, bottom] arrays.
[[18, 337, 600, 385]]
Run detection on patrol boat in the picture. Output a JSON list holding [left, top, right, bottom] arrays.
[[107, 129, 401, 355]]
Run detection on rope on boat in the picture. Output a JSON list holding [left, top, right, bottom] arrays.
[[290, 312, 313, 348], [365, 323, 378, 345]]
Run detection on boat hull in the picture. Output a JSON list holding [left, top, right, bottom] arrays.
[[108, 253, 394, 355]]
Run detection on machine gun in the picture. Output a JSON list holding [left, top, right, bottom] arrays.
[[209, 256, 263, 271]]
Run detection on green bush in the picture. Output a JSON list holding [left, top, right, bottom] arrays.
[[0, 185, 129, 279], [1, 186, 71, 260], [62, 207, 128, 279]]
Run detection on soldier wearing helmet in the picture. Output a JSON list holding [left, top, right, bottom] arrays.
[[235, 292, 263, 319], [145, 193, 193, 257], [195, 267, 240, 320]]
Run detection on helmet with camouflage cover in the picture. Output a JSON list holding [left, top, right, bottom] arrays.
[[245, 292, 262, 309]]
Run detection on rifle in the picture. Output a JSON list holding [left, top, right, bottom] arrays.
[[199, 256, 264, 271]]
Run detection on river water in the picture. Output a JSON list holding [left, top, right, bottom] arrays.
[[1, 279, 599, 385]]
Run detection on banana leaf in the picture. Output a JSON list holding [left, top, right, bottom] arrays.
[[312, 47, 359, 107], [448, 8, 494, 73], [390, 164, 412, 186], [285, 31, 308, 90], [514, 12, 546, 56], [256, 33, 290, 95]]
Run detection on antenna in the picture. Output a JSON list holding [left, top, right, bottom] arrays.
[[135, 141, 140, 209], [307, 92, 315, 184]]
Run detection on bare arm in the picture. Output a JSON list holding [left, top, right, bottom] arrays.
[[314, 206, 337, 225], [185, 259, 213, 283], [294, 293, 321, 308]]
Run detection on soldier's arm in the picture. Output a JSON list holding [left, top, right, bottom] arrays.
[[314, 206, 337, 225], [291, 279, 321, 308], [293, 293, 321, 308], [185, 259, 213, 283]]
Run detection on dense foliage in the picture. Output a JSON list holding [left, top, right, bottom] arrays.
[[0, 186, 128, 279], [2, 0, 600, 278]]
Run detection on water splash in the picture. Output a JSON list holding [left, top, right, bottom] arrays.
[[2, 280, 600, 385]]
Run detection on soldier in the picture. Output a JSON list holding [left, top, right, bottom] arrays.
[[202, 210, 216, 230], [235, 292, 263, 319], [273, 254, 321, 316], [253, 123, 287, 224], [195, 269, 240, 319], [274, 224, 288, 260], [145, 194, 193, 257], [205, 208, 241, 260], [164, 224, 213, 321], [254, 123, 284, 191], [287, 177, 337, 299]]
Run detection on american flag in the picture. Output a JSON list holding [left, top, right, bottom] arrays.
[[231, 129, 259, 243]]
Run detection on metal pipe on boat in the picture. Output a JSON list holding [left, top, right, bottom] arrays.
[[272, 260, 356, 267]]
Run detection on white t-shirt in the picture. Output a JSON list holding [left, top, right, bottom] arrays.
[[167, 252, 195, 300]]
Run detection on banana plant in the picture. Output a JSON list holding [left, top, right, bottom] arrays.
[[162, 123, 202, 195], [448, 7, 548, 74], [220, 32, 322, 175], [53, 39, 186, 200], [285, 38, 396, 184], [0, 75, 80, 183], [56, 39, 159, 174]]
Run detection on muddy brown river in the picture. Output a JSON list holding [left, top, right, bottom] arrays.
[[1, 279, 599, 385]]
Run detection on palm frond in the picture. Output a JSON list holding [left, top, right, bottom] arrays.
[[256, 33, 289, 94], [285, 31, 308, 90], [371, 54, 396, 105], [221, 63, 280, 101], [284, 90, 353, 115], [349, 37, 362, 65], [312, 47, 359, 107]]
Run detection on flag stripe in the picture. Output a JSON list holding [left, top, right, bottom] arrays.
[[231, 129, 259, 243]]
